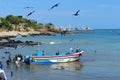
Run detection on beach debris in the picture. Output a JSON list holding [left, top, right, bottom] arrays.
[[27, 11, 35, 17], [73, 10, 80, 16], [49, 3, 60, 10]]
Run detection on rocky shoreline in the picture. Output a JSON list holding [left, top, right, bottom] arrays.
[[0, 31, 43, 49], [0, 31, 55, 38], [0, 30, 76, 50]]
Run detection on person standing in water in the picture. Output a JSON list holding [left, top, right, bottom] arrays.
[[0, 61, 3, 69], [56, 51, 60, 56]]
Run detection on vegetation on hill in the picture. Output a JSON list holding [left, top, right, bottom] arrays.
[[0, 15, 60, 32]]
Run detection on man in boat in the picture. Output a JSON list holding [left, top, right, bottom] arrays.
[[69, 47, 73, 54], [56, 51, 59, 55], [42, 50, 45, 56], [76, 47, 80, 53]]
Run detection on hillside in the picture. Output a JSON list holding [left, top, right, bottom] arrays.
[[0, 15, 60, 33]]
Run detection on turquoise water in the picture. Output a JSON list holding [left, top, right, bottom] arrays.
[[0, 29, 120, 80]]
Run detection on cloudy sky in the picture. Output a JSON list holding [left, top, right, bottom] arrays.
[[0, 0, 120, 29]]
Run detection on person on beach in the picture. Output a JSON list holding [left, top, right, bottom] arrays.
[[15, 55, 21, 68], [8, 53, 12, 62], [13, 55, 17, 62], [0, 61, 3, 69], [6, 60, 10, 66], [17, 54, 23, 62], [15, 60, 20, 68]]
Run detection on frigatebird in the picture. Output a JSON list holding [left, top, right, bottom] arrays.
[[73, 10, 80, 16], [49, 3, 60, 10], [27, 11, 35, 17]]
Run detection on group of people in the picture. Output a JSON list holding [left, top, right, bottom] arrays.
[[13, 54, 23, 67], [0, 47, 81, 70], [5, 53, 23, 67], [55, 47, 81, 56], [69, 47, 80, 54], [0, 53, 24, 71]]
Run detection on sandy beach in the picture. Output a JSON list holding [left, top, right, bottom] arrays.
[[0, 31, 44, 38]]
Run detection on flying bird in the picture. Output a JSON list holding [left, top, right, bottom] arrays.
[[73, 10, 80, 16], [49, 3, 60, 10], [27, 11, 35, 17]]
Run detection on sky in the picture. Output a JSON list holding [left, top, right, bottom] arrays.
[[0, 0, 120, 29]]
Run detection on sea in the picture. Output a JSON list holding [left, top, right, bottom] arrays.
[[0, 29, 120, 80]]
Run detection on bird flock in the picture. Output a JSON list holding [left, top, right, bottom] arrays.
[[26, 2, 80, 17]]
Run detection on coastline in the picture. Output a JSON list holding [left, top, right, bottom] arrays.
[[0, 31, 53, 38], [0, 30, 76, 38]]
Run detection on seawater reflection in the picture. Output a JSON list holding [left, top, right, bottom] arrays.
[[50, 62, 83, 71], [21, 61, 83, 72], [6, 62, 83, 80]]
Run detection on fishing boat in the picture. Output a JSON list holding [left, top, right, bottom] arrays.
[[24, 50, 84, 64], [0, 69, 7, 80]]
